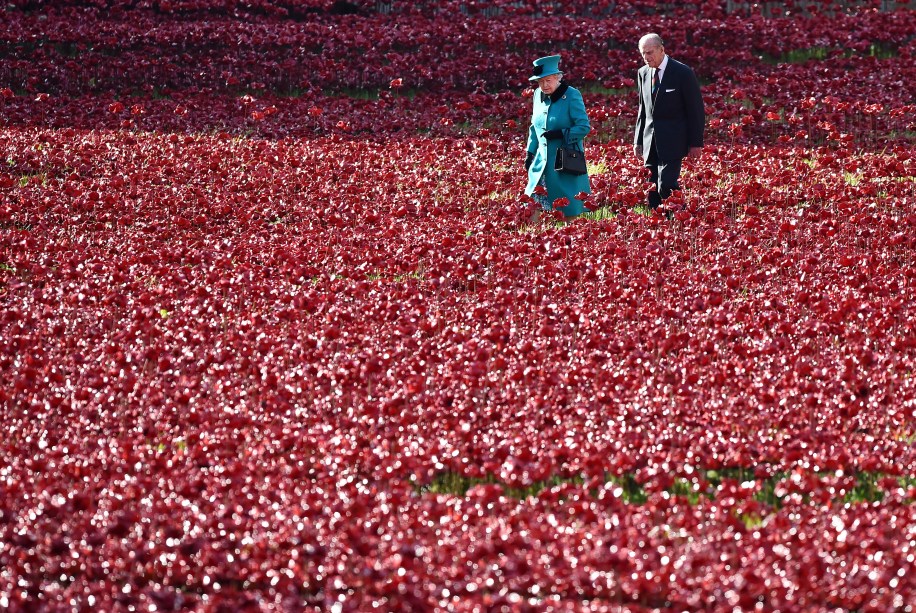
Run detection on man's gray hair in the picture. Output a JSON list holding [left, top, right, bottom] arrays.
[[638, 33, 664, 49]]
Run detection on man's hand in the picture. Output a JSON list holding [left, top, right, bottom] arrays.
[[633, 144, 643, 158]]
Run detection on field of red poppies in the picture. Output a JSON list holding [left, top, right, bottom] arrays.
[[2, 1, 916, 610]]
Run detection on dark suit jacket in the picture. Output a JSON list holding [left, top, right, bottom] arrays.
[[634, 58, 705, 162]]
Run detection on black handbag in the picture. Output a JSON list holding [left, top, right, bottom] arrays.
[[554, 131, 587, 176]]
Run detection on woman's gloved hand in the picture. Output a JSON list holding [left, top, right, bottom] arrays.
[[543, 129, 564, 140], [525, 151, 535, 170]]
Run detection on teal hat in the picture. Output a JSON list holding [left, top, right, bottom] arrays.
[[529, 55, 562, 81]]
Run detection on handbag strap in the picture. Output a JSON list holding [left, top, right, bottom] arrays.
[[562, 128, 584, 152]]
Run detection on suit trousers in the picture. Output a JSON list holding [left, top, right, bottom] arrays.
[[645, 142, 683, 209]]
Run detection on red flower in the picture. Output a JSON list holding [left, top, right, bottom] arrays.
[[553, 197, 570, 209], [575, 191, 590, 201], [389, 78, 403, 89], [534, 185, 548, 196]]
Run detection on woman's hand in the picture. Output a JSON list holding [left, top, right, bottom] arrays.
[[525, 151, 535, 170], [543, 129, 563, 140]]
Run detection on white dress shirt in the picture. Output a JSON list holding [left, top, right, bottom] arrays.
[[655, 55, 669, 83]]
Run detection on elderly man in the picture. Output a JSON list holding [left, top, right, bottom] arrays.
[[633, 33, 705, 213]]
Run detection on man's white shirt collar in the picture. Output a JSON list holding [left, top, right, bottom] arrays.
[[657, 55, 669, 78]]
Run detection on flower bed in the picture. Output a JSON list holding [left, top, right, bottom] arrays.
[[1, 2, 915, 609]]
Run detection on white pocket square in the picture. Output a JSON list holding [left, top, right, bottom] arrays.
[[665, 88, 675, 92]]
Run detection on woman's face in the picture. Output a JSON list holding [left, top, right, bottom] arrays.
[[537, 73, 562, 95]]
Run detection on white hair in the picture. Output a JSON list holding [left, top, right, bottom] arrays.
[[638, 33, 664, 50]]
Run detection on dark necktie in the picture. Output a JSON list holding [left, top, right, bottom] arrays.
[[652, 69, 660, 97]]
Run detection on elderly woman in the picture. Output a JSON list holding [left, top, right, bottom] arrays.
[[524, 55, 592, 221]]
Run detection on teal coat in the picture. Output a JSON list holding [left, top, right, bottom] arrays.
[[525, 82, 591, 216]]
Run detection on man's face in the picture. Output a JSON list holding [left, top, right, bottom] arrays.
[[640, 44, 664, 69]]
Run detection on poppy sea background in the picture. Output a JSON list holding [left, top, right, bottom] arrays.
[[2, 0, 916, 610]]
